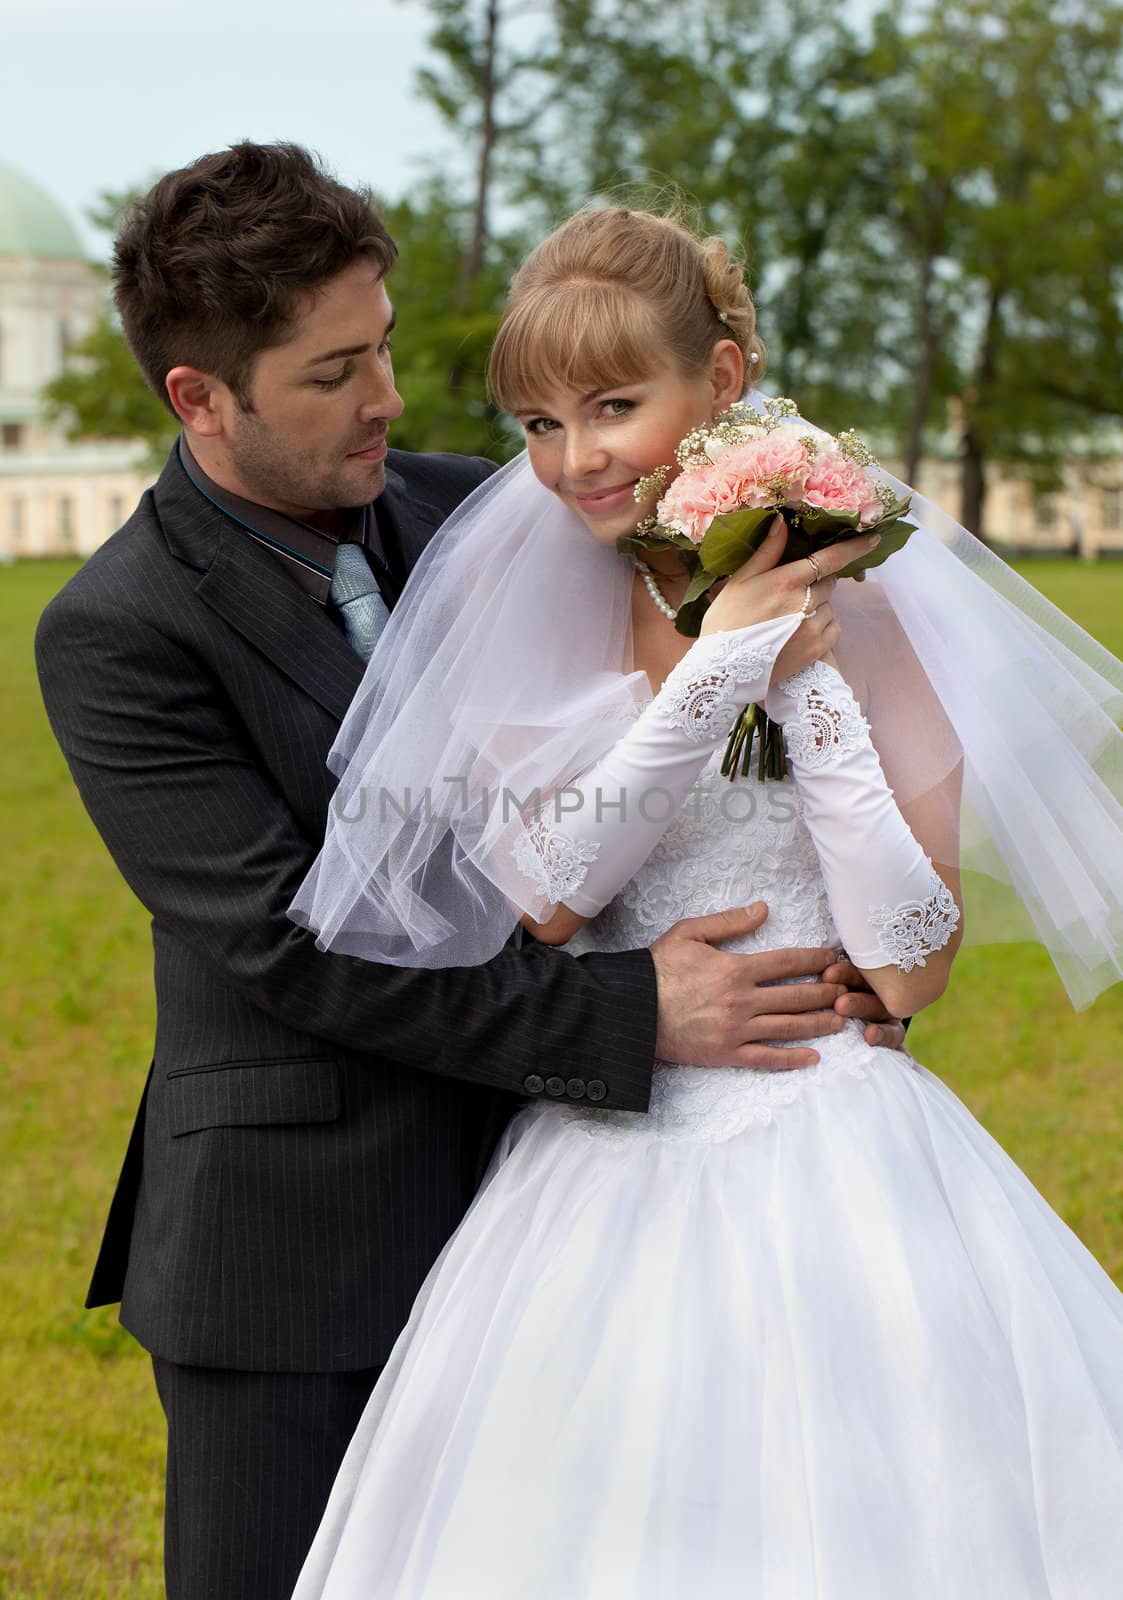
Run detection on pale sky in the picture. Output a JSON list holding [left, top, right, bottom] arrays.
[[0, 0, 452, 258]]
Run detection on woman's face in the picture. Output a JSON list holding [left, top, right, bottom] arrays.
[[515, 354, 739, 547]]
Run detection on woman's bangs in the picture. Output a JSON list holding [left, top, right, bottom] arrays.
[[490, 282, 660, 414]]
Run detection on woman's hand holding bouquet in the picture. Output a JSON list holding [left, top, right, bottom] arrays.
[[620, 396, 914, 779]]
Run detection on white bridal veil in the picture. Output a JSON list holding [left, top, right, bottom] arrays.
[[290, 408, 1123, 1008]]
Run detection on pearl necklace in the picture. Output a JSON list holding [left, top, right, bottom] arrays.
[[634, 558, 679, 620]]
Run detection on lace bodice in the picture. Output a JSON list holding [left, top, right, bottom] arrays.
[[554, 750, 882, 1144], [567, 753, 837, 960]]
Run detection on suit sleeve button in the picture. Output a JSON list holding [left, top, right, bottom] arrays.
[[545, 1075, 566, 1097], [566, 1078, 587, 1099], [524, 1074, 545, 1095], [586, 1079, 607, 1102]]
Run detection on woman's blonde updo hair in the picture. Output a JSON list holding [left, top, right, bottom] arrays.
[[488, 206, 766, 415]]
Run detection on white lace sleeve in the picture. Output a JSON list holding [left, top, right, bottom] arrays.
[[512, 610, 807, 917], [772, 661, 870, 769], [660, 633, 773, 744], [765, 660, 960, 976], [869, 870, 960, 972]]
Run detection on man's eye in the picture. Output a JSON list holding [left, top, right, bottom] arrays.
[[379, 338, 394, 357], [314, 369, 350, 391]]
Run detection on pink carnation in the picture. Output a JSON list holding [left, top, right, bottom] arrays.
[[803, 451, 883, 528], [720, 432, 814, 509], [657, 461, 746, 543], [658, 431, 815, 542]]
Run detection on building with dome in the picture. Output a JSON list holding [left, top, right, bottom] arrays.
[[0, 162, 149, 559]]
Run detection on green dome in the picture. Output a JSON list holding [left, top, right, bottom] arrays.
[[0, 163, 86, 261]]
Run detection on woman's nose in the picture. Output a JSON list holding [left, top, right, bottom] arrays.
[[563, 430, 608, 482]]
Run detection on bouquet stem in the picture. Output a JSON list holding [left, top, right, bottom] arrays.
[[721, 705, 788, 783]]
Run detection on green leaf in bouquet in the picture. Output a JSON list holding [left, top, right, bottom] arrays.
[[878, 492, 913, 523], [833, 517, 916, 579], [616, 532, 687, 560], [681, 566, 716, 606], [698, 505, 775, 576], [674, 588, 713, 638], [796, 506, 862, 537]]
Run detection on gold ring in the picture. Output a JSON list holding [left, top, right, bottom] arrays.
[[806, 553, 824, 584]]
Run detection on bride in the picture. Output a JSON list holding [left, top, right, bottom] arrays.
[[290, 206, 1123, 1596]]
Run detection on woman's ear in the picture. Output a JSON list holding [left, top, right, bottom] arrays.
[[710, 338, 745, 412]]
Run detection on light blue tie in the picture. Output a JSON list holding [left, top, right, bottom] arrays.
[[330, 541, 390, 663]]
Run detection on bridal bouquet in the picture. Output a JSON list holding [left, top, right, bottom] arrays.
[[619, 396, 914, 780]]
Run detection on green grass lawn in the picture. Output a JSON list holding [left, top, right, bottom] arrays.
[[2, 555, 1122, 1595]]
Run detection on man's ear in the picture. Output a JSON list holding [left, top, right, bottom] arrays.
[[710, 339, 745, 412], [166, 366, 229, 437]]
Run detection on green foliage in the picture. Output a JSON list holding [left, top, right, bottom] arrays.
[[40, 183, 177, 463], [42, 313, 178, 460], [379, 185, 524, 457]]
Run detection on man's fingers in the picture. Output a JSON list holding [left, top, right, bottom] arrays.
[[738, 945, 838, 982], [665, 903, 769, 945], [741, 1010, 845, 1043], [822, 959, 861, 987], [748, 982, 846, 1014], [836, 991, 897, 1024], [865, 1021, 908, 1051], [728, 1043, 821, 1071]]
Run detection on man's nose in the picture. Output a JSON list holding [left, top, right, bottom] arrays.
[[358, 367, 405, 422]]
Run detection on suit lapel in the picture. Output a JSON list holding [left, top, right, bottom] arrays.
[[378, 463, 449, 579], [154, 450, 366, 722]]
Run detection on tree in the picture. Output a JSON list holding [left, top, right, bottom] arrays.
[[41, 184, 178, 461], [43, 312, 178, 458], [379, 183, 526, 456]]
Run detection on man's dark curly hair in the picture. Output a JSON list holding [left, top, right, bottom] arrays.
[[113, 141, 397, 413]]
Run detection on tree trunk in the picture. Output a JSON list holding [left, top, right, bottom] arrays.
[[454, 0, 500, 313], [905, 253, 938, 484], [959, 284, 1005, 539], [959, 423, 987, 540], [440, 0, 501, 441], [904, 184, 946, 483]]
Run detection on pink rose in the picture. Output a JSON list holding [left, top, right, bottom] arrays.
[[803, 451, 883, 527]]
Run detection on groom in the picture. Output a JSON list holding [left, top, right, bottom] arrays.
[[36, 143, 904, 1599]]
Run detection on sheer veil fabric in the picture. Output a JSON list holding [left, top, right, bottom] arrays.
[[290, 397, 1123, 1007]]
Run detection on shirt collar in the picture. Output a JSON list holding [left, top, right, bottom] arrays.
[[177, 434, 378, 605]]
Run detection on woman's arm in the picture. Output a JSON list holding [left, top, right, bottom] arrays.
[[519, 611, 812, 944], [764, 660, 964, 1017]]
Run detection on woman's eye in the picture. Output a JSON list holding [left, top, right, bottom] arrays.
[[602, 397, 636, 418], [524, 417, 560, 436]]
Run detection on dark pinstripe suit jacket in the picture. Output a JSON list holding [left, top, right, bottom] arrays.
[[36, 445, 658, 1373]]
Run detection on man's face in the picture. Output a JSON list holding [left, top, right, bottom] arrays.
[[221, 260, 404, 519]]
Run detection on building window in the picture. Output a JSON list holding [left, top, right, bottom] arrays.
[[1034, 493, 1058, 531], [59, 497, 75, 546], [1103, 487, 1122, 533], [1, 423, 23, 451], [58, 318, 73, 368], [108, 495, 125, 529], [10, 498, 24, 544]]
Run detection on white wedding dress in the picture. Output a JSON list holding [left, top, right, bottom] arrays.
[[293, 745, 1123, 1599]]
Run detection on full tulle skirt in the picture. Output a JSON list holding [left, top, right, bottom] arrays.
[[292, 1037, 1123, 1599]]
